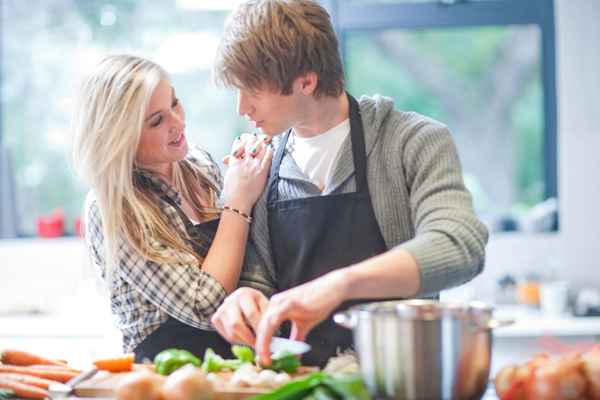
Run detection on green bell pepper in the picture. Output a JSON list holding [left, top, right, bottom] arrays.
[[153, 348, 201, 375], [261, 351, 301, 374], [201, 348, 244, 373], [232, 344, 255, 363]]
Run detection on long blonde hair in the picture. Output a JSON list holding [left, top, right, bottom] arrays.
[[72, 54, 216, 275]]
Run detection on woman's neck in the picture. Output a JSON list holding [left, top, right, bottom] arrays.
[[139, 162, 173, 185]]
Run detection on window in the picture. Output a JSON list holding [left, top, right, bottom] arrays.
[[324, 0, 558, 232], [0, 0, 245, 238]]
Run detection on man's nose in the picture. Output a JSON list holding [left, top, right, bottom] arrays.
[[237, 91, 253, 117]]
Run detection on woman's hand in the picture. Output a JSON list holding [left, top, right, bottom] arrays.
[[222, 137, 273, 213], [223, 133, 272, 166], [254, 270, 348, 365]]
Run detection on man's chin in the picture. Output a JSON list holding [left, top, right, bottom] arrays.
[[261, 128, 287, 137]]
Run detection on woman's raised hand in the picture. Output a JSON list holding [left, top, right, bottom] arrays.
[[221, 133, 273, 213]]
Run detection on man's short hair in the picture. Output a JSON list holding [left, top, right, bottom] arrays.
[[214, 0, 345, 98]]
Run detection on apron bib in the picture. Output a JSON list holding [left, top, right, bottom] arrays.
[[267, 94, 388, 367]]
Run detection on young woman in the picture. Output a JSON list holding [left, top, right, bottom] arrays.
[[72, 54, 274, 361]]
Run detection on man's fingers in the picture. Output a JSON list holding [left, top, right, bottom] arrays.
[[256, 304, 289, 365], [239, 295, 264, 333], [289, 322, 309, 342]]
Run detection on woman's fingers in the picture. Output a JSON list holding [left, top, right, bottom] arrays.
[[229, 133, 271, 160]]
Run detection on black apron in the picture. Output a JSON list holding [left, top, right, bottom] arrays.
[[133, 216, 233, 362], [267, 94, 388, 367]]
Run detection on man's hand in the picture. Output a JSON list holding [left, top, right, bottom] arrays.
[[254, 271, 348, 366], [211, 287, 269, 347]]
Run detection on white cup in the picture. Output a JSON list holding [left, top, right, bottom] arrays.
[[540, 281, 569, 316]]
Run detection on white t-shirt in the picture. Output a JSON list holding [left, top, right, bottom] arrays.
[[288, 119, 350, 191]]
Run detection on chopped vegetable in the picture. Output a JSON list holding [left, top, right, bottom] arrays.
[[261, 351, 301, 374], [154, 349, 201, 376], [232, 345, 255, 363], [201, 348, 242, 373], [93, 353, 135, 373]]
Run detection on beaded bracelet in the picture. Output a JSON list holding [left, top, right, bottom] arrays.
[[223, 205, 253, 223]]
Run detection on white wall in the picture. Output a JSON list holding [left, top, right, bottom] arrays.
[[468, 0, 600, 302]]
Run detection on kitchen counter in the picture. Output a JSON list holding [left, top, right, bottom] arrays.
[[494, 305, 600, 338]]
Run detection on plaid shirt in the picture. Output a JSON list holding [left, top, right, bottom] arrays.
[[84, 147, 275, 352]]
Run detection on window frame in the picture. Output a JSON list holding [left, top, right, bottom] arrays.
[[322, 0, 558, 209]]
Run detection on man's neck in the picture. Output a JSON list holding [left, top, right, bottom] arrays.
[[293, 93, 349, 138]]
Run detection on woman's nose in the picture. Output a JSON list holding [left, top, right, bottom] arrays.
[[169, 110, 185, 128]]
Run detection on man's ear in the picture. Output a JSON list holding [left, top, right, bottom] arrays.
[[295, 71, 318, 95]]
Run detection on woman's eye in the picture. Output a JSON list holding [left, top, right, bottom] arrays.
[[172, 98, 179, 108], [150, 116, 162, 127]]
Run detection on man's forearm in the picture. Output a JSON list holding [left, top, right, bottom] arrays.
[[339, 248, 421, 301]]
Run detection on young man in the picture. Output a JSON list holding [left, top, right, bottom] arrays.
[[211, 0, 489, 367]]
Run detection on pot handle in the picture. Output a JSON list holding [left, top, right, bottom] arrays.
[[333, 311, 356, 329], [481, 318, 515, 330]]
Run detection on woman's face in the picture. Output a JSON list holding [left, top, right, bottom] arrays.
[[136, 79, 188, 177]]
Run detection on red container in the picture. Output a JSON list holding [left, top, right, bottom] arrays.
[[37, 209, 65, 238], [74, 216, 84, 238]]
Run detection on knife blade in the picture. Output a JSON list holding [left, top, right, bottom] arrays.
[[269, 337, 311, 356]]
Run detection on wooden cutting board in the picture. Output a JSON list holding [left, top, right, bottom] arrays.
[[73, 365, 318, 399]]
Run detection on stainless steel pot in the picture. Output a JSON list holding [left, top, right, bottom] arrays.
[[334, 300, 512, 400]]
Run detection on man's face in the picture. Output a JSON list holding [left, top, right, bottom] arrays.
[[236, 83, 307, 137]]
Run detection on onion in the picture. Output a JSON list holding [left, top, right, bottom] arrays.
[[162, 364, 214, 400], [115, 370, 165, 400]]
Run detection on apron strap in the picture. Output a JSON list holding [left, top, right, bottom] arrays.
[[267, 129, 292, 203], [347, 94, 369, 194]]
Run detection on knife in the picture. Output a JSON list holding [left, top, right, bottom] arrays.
[[269, 337, 311, 357], [48, 367, 99, 399]]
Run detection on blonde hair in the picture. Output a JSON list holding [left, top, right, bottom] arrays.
[[72, 54, 216, 275], [214, 0, 344, 97]]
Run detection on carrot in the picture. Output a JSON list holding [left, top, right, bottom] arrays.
[[0, 378, 48, 399], [0, 373, 59, 389], [1, 349, 66, 367], [93, 353, 135, 372], [0, 365, 78, 383], [29, 364, 81, 373]]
